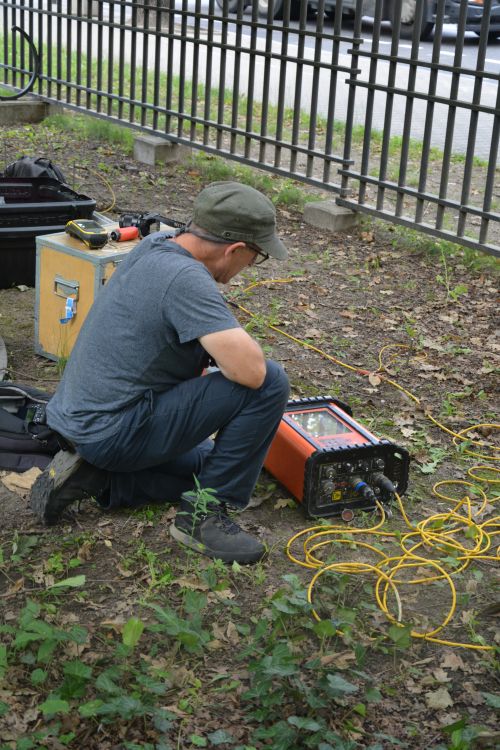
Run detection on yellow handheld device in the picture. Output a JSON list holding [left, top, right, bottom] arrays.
[[65, 219, 108, 250]]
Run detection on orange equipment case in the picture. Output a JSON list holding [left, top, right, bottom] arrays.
[[264, 396, 409, 518]]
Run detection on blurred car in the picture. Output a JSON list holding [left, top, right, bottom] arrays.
[[216, 0, 500, 41]]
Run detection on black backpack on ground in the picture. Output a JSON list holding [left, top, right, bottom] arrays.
[[0, 383, 60, 471], [3, 156, 67, 184]]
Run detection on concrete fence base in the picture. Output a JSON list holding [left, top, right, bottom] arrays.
[[303, 200, 359, 233], [133, 134, 189, 167], [0, 99, 63, 126]]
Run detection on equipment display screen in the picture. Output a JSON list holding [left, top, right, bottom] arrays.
[[289, 409, 351, 437]]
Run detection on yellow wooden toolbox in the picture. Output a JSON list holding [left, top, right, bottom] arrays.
[[35, 225, 140, 361]]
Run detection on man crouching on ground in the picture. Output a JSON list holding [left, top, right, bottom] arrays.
[[30, 181, 290, 565]]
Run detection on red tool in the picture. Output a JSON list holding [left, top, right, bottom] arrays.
[[109, 226, 140, 242]]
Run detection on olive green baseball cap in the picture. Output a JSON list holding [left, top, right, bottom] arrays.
[[192, 181, 288, 260]]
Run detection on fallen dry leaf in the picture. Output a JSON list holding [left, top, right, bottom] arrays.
[[116, 563, 134, 578], [441, 651, 465, 671], [432, 668, 451, 683], [303, 327, 322, 339], [274, 497, 293, 510], [5, 578, 25, 596], [368, 372, 382, 386], [319, 651, 355, 669], [101, 618, 126, 633], [400, 426, 416, 438], [425, 687, 453, 710], [78, 541, 93, 561], [226, 621, 240, 646], [206, 639, 224, 651], [1, 467, 41, 495]]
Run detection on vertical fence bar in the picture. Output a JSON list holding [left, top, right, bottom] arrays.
[[394, 0, 425, 218], [66, 0, 73, 104], [2, 1, 7, 86], [244, 1, 259, 159], [75, 0, 82, 106], [55, 0, 62, 101], [479, 83, 500, 245], [117, 0, 126, 120], [95, 0, 104, 112], [189, 0, 201, 141], [29, 0, 36, 91], [289, 0, 306, 173], [203, 0, 215, 145], [129, 2, 138, 123], [376, 0, 401, 211], [45, 0, 53, 98], [306, 0, 325, 178], [178, 0, 188, 137], [355, 0, 383, 204], [217, 0, 228, 150], [140, 1, 150, 126], [151, 0, 162, 130], [341, 0, 357, 198], [258, 0, 275, 164], [435, 1, 468, 231], [10, 0, 17, 90], [414, 0, 445, 223], [273, 0, 291, 169], [37, 0, 43, 96], [84, 0, 92, 110], [20, 0, 26, 90], [322, 0, 343, 185], [165, 0, 175, 134], [230, 0, 244, 155], [106, 0, 115, 116], [457, 0, 491, 238]]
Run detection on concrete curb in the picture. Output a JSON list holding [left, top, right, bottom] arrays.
[[133, 134, 189, 166], [303, 200, 359, 233]]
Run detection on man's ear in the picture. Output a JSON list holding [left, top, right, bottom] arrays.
[[224, 241, 246, 258]]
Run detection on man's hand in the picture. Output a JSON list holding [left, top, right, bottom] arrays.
[[199, 328, 266, 389]]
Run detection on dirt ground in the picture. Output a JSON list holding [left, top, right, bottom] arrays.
[[0, 120, 499, 750]]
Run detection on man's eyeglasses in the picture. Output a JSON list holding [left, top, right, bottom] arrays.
[[246, 243, 269, 266]]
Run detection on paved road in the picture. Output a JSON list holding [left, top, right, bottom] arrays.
[[95, 1, 499, 159], [27, 2, 500, 161]]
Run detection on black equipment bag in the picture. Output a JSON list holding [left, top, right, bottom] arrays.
[[0, 383, 60, 471], [3, 156, 67, 184]]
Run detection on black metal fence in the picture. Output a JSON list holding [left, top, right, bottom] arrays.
[[1, 0, 499, 256]]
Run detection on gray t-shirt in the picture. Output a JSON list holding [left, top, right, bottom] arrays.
[[46, 233, 240, 442]]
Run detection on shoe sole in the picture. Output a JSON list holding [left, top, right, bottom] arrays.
[[30, 450, 83, 525], [169, 522, 265, 564]]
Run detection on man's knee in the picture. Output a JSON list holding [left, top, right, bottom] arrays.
[[263, 360, 290, 403]]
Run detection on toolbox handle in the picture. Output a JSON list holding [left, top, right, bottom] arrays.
[[54, 275, 79, 300]]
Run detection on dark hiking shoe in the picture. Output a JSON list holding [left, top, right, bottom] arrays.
[[30, 449, 107, 525], [170, 495, 265, 564]]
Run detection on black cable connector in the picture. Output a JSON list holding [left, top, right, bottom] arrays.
[[372, 473, 396, 501]]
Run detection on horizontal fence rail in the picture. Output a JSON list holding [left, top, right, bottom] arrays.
[[0, 0, 499, 256]]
